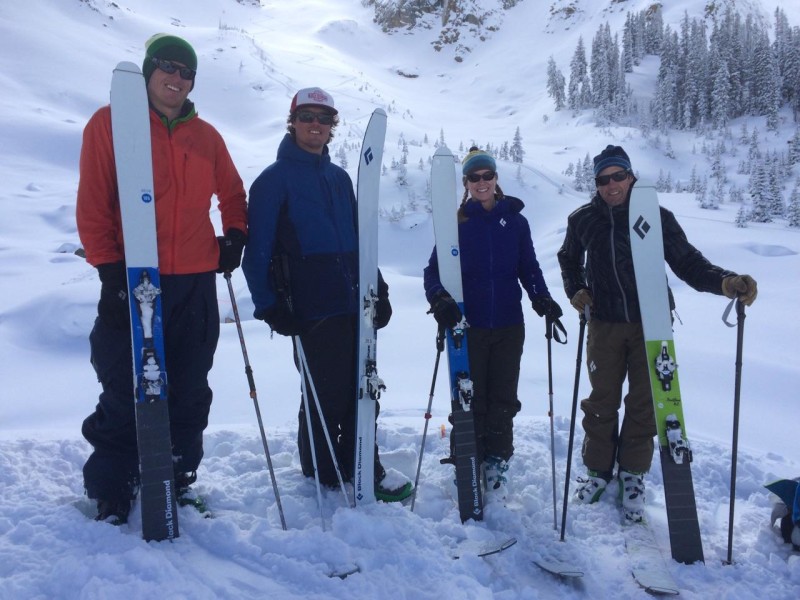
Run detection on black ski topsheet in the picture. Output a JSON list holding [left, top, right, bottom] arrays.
[[110, 61, 179, 541]]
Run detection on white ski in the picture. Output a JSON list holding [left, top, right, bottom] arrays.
[[430, 146, 483, 522], [110, 61, 179, 542], [624, 521, 680, 595], [354, 108, 387, 505], [629, 182, 704, 565]]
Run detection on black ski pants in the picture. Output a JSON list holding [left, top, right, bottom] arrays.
[[82, 272, 219, 502], [466, 324, 524, 463], [293, 314, 383, 488]]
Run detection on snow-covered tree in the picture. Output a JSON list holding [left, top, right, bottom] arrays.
[[509, 127, 524, 164], [546, 56, 567, 111]]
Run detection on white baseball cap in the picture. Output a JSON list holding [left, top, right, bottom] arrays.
[[290, 87, 337, 115]]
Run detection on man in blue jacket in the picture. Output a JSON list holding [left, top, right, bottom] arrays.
[[243, 87, 411, 501]]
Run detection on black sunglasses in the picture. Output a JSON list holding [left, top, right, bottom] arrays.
[[151, 57, 196, 81], [466, 170, 496, 183], [296, 110, 335, 126], [595, 170, 630, 186]]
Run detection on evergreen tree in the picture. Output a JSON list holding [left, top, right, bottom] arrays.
[[644, 5, 664, 55], [510, 127, 524, 164], [735, 204, 748, 228], [568, 36, 592, 110], [656, 169, 666, 191], [622, 13, 635, 73], [582, 154, 593, 191], [709, 177, 725, 209], [767, 153, 785, 217], [342, 146, 350, 168], [710, 54, 732, 128], [696, 176, 710, 208], [546, 56, 567, 111], [788, 179, 800, 227], [664, 137, 675, 159], [688, 164, 699, 193], [710, 141, 726, 182], [789, 128, 800, 165], [748, 160, 772, 222]]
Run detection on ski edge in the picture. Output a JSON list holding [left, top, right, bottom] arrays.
[[451, 536, 517, 559], [533, 558, 585, 578]]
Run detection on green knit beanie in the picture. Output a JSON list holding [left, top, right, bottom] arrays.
[[142, 33, 197, 85]]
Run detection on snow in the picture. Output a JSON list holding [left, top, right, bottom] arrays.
[[1, 1, 799, 598]]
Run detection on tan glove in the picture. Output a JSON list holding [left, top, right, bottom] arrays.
[[570, 289, 593, 312], [722, 275, 758, 306]]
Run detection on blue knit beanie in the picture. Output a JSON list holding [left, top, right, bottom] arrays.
[[462, 147, 496, 175], [593, 145, 632, 176]]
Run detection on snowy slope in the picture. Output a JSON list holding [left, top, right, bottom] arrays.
[[0, 1, 798, 598]]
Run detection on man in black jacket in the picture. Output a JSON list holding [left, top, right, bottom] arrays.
[[557, 145, 757, 522]]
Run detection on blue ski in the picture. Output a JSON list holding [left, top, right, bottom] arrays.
[[430, 146, 483, 522], [110, 61, 179, 542]]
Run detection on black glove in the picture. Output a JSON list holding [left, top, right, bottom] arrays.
[[256, 302, 304, 337], [97, 261, 130, 330], [217, 228, 247, 273], [374, 296, 392, 329], [430, 290, 462, 329], [532, 295, 563, 321], [374, 272, 392, 329]]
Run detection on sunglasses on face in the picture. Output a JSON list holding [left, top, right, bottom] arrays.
[[595, 170, 630, 187], [466, 170, 496, 183], [296, 111, 335, 126], [151, 57, 196, 81]]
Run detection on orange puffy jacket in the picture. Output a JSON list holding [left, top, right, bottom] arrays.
[[76, 105, 247, 274]]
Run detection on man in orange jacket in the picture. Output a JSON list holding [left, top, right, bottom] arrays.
[[76, 33, 247, 524]]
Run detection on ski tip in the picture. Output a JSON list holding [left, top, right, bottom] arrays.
[[634, 179, 658, 189], [532, 559, 585, 578], [451, 536, 517, 559], [371, 107, 387, 118], [434, 145, 453, 158], [114, 61, 143, 75]]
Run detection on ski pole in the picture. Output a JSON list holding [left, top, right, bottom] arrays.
[[295, 338, 353, 509], [722, 299, 746, 565], [560, 307, 588, 542], [296, 339, 327, 529], [546, 316, 568, 531], [224, 272, 287, 531], [410, 327, 446, 513]]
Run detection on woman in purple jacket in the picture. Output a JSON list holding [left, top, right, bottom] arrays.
[[423, 147, 563, 500]]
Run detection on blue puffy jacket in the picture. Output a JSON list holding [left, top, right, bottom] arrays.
[[243, 134, 359, 321], [424, 195, 550, 329]]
